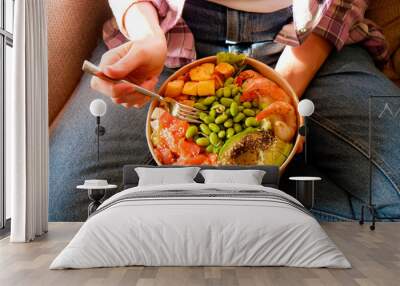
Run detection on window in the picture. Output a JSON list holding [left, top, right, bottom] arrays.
[[1, 0, 14, 230]]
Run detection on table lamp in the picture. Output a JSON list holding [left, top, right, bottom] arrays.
[[298, 99, 315, 165], [89, 99, 107, 161]]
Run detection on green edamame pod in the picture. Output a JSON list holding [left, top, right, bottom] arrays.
[[215, 113, 228, 124], [224, 119, 233, 128], [242, 102, 252, 108], [218, 130, 226, 138], [209, 132, 219, 145], [226, 128, 235, 139], [194, 102, 207, 111], [223, 86, 232, 98], [234, 123, 242, 133], [203, 96, 216, 106], [233, 112, 245, 123], [216, 88, 224, 97], [196, 137, 210, 146], [230, 101, 239, 117], [220, 98, 234, 107], [245, 117, 259, 127], [199, 123, 211, 135], [209, 123, 220, 133], [185, 125, 198, 139], [206, 145, 214, 153], [243, 108, 255, 117]]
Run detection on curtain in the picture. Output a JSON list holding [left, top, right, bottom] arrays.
[[8, 0, 49, 242]]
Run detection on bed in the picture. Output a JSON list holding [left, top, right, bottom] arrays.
[[50, 165, 350, 269]]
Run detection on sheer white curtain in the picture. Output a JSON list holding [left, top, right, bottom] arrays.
[[8, 0, 49, 242]]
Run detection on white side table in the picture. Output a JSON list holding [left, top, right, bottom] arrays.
[[289, 177, 322, 209], [77, 184, 117, 216]]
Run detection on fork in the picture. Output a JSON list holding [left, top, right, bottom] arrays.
[[82, 60, 202, 123]]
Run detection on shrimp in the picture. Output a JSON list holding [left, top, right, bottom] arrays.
[[241, 77, 291, 104], [238, 70, 263, 81], [256, 101, 297, 142]]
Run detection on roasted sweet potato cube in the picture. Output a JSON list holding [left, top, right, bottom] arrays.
[[182, 81, 198, 96], [201, 63, 215, 75], [165, 80, 184, 98], [215, 62, 235, 78], [197, 80, 215, 96]]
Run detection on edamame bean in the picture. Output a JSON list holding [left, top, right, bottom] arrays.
[[245, 127, 257, 132], [199, 124, 211, 135], [194, 102, 207, 111], [211, 104, 225, 113], [199, 112, 208, 122], [215, 113, 228, 124], [259, 102, 268, 109], [209, 123, 220, 133], [218, 130, 226, 138], [203, 96, 216, 105], [233, 112, 245, 123], [245, 117, 259, 127], [242, 102, 252, 108], [234, 94, 241, 103], [226, 128, 235, 139], [230, 101, 239, 117], [213, 146, 221, 154], [212, 101, 220, 107], [216, 88, 224, 97], [206, 145, 214, 153], [220, 98, 234, 107], [238, 105, 244, 111], [234, 123, 242, 133], [243, 108, 255, 117], [185, 125, 198, 139], [196, 137, 209, 146], [209, 132, 219, 145], [232, 86, 239, 96], [224, 119, 233, 128], [223, 86, 232, 98], [224, 77, 234, 86], [209, 109, 216, 119], [252, 101, 258, 108]]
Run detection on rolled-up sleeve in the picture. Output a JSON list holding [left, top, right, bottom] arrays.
[[108, 0, 183, 36]]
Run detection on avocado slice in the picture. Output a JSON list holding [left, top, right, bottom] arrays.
[[219, 130, 293, 166]]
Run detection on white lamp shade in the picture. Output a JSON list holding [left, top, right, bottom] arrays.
[[90, 99, 107, 117], [298, 99, 315, 117]]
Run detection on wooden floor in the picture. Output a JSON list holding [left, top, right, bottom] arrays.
[[0, 222, 399, 286]]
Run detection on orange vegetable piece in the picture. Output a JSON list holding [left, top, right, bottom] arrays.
[[165, 80, 184, 98], [215, 62, 235, 79]]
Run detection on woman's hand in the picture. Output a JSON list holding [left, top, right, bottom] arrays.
[[91, 35, 167, 108], [91, 2, 167, 108]]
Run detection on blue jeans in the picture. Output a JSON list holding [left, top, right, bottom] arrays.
[[49, 1, 400, 221]]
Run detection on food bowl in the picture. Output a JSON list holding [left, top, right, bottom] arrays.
[[146, 56, 303, 173]]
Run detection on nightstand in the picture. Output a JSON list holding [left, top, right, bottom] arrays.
[[289, 176, 321, 209], [77, 183, 117, 217]]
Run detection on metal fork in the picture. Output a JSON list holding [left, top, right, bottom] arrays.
[[82, 60, 202, 123]]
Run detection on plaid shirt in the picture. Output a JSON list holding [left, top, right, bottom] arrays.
[[104, 0, 389, 68]]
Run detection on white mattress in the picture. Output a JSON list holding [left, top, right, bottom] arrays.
[[50, 183, 350, 269]]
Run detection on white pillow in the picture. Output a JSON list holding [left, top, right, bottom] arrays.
[[135, 167, 200, 186], [200, 169, 266, 185]]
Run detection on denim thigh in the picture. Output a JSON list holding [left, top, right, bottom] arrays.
[[287, 45, 400, 221], [49, 43, 175, 221]]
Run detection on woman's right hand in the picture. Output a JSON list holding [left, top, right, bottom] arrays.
[[91, 33, 167, 108]]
